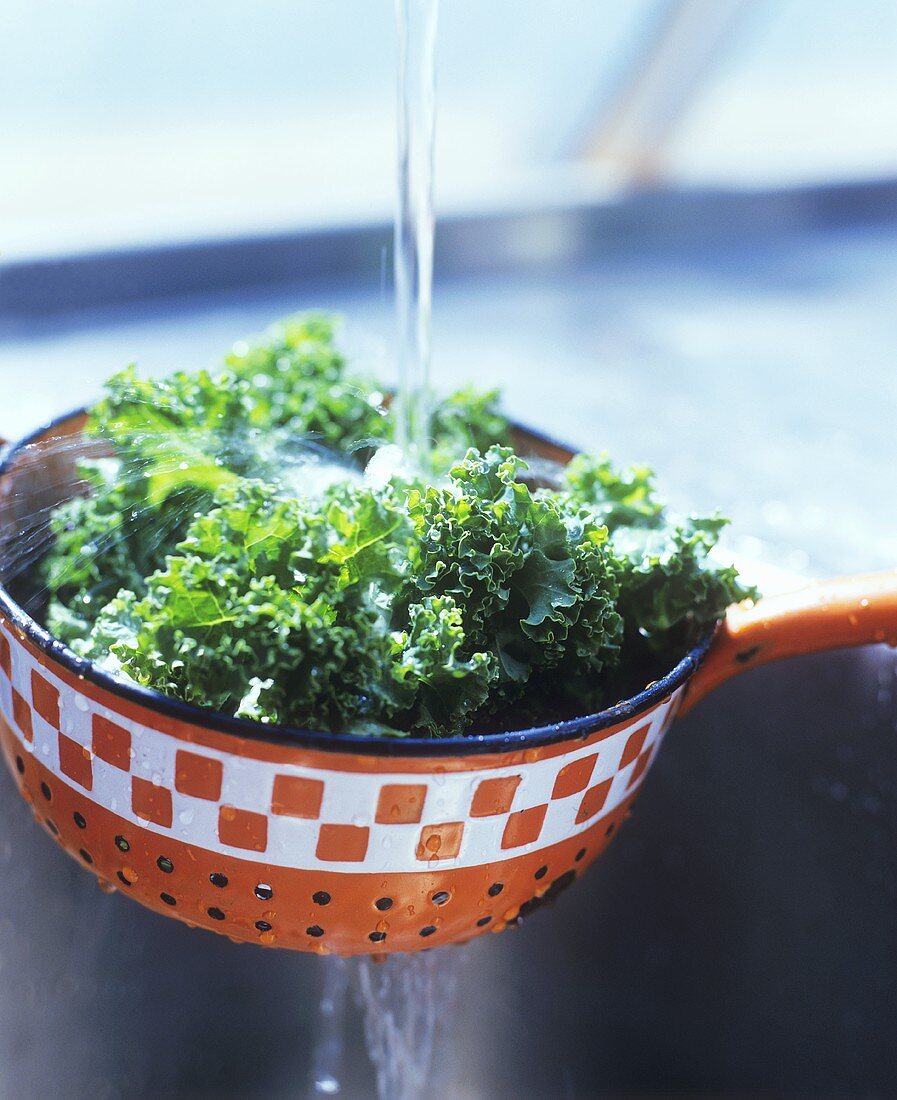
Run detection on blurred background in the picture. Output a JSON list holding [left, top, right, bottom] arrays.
[[2, 1, 897, 1097], [5, 0, 897, 252]]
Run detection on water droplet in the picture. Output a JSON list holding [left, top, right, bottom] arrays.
[[74, 696, 89, 712], [425, 834, 441, 852], [220, 805, 236, 822], [179, 809, 194, 826]]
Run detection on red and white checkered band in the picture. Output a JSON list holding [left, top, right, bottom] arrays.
[[0, 621, 681, 873]]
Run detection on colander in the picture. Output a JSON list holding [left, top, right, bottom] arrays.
[[1, 413, 895, 956]]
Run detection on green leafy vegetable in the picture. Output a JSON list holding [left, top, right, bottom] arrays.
[[35, 313, 755, 737], [561, 453, 750, 652]]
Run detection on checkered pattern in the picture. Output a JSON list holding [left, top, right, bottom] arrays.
[[0, 620, 679, 872]]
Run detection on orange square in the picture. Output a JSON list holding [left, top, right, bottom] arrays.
[[30, 671, 59, 728], [0, 633, 10, 677], [375, 783, 427, 824], [271, 774, 324, 819], [218, 806, 268, 852], [501, 804, 547, 849], [416, 821, 464, 861], [12, 688, 32, 742], [627, 747, 653, 790], [58, 733, 93, 790], [470, 775, 521, 817], [552, 754, 598, 800], [575, 779, 613, 824], [316, 823, 370, 862], [92, 715, 131, 771], [620, 724, 650, 768], [175, 749, 223, 801], [131, 776, 173, 828]]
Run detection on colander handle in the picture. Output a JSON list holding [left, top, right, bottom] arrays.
[[680, 569, 897, 715]]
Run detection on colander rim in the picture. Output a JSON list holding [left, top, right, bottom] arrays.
[[0, 409, 715, 757]]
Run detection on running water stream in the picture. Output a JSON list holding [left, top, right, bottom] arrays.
[[393, 0, 438, 472], [309, 950, 462, 1100]]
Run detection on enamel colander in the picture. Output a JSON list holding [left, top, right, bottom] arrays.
[[1, 413, 895, 954]]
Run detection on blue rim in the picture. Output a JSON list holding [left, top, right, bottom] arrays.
[[0, 410, 715, 757]]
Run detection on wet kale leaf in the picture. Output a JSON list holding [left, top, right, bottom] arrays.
[[39, 314, 754, 736]]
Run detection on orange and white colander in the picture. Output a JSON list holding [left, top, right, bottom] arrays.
[[1, 413, 895, 954]]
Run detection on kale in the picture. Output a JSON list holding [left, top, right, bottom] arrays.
[[38, 313, 754, 736]]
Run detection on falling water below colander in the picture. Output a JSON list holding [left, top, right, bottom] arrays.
[[1, 413, 895, 955]]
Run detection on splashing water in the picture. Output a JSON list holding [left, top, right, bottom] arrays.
[[0, 424, 359, 617], [394, 0, 439, 473], [0, 432, 107, 595]]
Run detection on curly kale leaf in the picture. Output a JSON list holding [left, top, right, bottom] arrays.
[[428, 385, 512, 470], [391, 596, 495, 732], [563, 453, 756, 650], [400, 446, 623, 714], [225, 313, 391, 452], [563, 451, 664, 531], [611, 514, 752, 648]]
